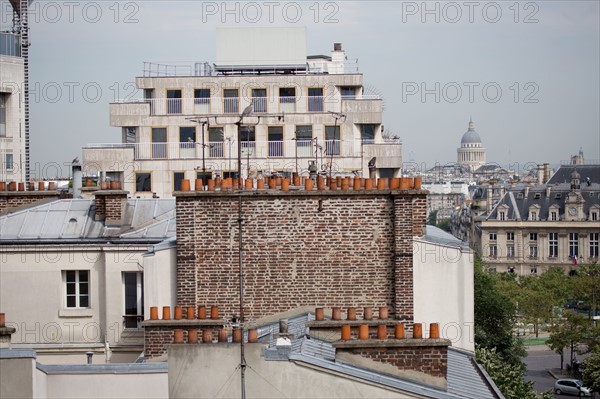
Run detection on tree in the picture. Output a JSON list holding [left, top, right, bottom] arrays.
[[474, 257, 525, 366], [547, 310, 591, 370], [518, 269, 571, 338], [572, 262, 600, 319], [582, 354, 600, 393], [476, 347, 552, 399]]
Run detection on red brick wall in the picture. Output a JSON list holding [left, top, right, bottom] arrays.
[[175, 191, 427, 324], [338, 346, 448, 378], [0, 192, 60, 214], [93, 192, 127, 222]]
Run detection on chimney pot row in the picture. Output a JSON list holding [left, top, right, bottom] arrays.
[[339, 322, 440, 340]]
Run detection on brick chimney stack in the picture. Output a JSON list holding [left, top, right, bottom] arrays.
[[93, 188, 129, 226]]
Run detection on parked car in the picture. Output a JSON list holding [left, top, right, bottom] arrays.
[[554, 378, 592, 396]]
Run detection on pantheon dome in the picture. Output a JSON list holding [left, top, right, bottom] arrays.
[[457, 119, 486, 171]]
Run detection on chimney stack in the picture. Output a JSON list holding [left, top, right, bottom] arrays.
[[537, 164, 544, 185], [0, 313, 16, 348], [72, 160, 83, 199]]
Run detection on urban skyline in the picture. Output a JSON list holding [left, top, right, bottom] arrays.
[[1, 0, 598, 178]]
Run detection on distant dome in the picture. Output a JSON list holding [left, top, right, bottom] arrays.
[[461, 120, 482, 144]]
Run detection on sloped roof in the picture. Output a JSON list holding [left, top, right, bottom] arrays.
[[258, 312, 502, 399], [486, 184, 600, 221], [548, 164, 600, 185], [0, 199, 175, 242]]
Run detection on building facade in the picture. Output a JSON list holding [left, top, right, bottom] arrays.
[[478, 169, 599, 274], [82, 28, 402, 198], [0, 25, 26, 183]]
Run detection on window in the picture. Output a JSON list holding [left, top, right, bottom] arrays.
[[65, 270, 89, 308], [296, 125, 313, 157], [0, 93, 6, 137], [194, 89, 210, 113], [251, 89, 267, 113], [5, 153, 13, 170], [268, 126, 284, 157], [240, 126, 255, 157], [507, 245, 515, 258], [499, 211, 506, 221], [135, 172, 151, 192], [223, 89, 239, 113], [550, 211, 558, 221], [591, 211, 598, 221], [124, 127, 137, 143], [144, 89, 155, 115], [173, 172, 185, 191], [530, 211, 537, 221], [325, 125, 341, 156], [590, 233, 599, 258], [208, 127, 224, 158], [279, 87, 296, 112], [489, 245, 497, 258], [166, 89, 182, 114], [531, 266, 537, 274], [151, 127, 167, 159], [340, 87, 356, 100], [123, 272, 143, 329], [529, 245, 538, 258], [507, 232, 514, 241], [549, 233, 558, 257], [489, 233, 497, 241], [529, 233, 538, 241], [308, 88, 324, 112], [196, 171, 213, 182], [569, 233, 579, 258], [360, 124, 377, 143], [534, 193, 541, 199], [179, 127, 196, 156]]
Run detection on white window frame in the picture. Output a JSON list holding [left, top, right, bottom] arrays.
[[590, 233, 599, 259], [123, 272, 144, 329], [64, 270, 90, 309], [549, 232, 559, 258]]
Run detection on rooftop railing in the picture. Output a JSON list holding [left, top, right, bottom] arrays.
[[141, 59, 360, 77]]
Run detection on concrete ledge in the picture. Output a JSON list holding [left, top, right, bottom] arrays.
[[332, 338, 452, 349], [93, 190, 129, 195], [307, 320, 397, 328], [0, 191, 60, 197], [0, 348, 36, 359], [174, 189, 428, 198], [141, 319, 227, 327]]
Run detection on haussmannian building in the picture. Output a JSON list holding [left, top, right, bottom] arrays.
[[478, 166, 600, 275]]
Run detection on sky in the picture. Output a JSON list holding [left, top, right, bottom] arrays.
[[1, 0, 598, 178]]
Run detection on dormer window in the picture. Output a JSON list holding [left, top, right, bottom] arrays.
[[529, 205, 540, 221], [534, 193, 541, 199], [550, 211, 558, 221], [499, 211, 506, 220]]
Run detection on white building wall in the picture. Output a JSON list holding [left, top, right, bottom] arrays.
[[0, 54, 26, 182], [0, 246, 148, 357], [143, 243, 177, 317], [413, 240, 475, 352]]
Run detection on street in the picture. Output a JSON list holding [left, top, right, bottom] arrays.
[[524, 345, 594, 398]]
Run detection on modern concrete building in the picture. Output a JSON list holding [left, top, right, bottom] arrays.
[[0, 0, 28, 183], [456, 119, 486, 172], [82, 27, 402, 198]]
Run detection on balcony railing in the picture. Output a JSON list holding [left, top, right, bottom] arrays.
[[86, 137, 401, 162], [113, 94, 383, 116]]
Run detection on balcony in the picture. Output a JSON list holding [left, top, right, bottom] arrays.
[[112, 94, 383, 117], [85, 138, 398, 162]]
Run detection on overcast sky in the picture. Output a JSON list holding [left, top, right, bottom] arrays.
[[1, 0, 598, 178]]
